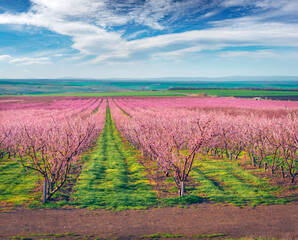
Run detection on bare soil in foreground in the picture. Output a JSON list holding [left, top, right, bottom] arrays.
[[0, 204, 297, 240]]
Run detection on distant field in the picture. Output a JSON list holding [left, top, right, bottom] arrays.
[[49, 91, 185, 97], [1, 79, 298, 96], [0, 91, 185, 97], [171, 89, 298, 97], [1, 89, 298, 98]]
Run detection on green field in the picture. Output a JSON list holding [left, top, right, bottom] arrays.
[[170, 89, 298, 97], [0, 91, 185, 97], [45, 91, 185, 97], [1, 79, 298, 96], [1, 89, 298, 98]]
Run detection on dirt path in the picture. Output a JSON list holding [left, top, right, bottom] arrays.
[[0, 204, 297, 239]]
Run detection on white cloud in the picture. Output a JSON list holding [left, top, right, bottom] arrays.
[[219, 50, 277, 58], [9, 57, 51, 65], [131, 0, 173, 30], [0, 55, 12, 61], [221, 0, 294, 9], [222, 0, 251, 7], [0, 0, 297, 64], [52, 54, 65, 57], [86, 20, 298, 63], [125, 22, 298, 52], [126, 30, 149, 40], [151, 46, 214, 61]]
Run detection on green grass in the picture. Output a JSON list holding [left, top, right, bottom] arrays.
[[65, 233, 79, 236], [72, 104, 157, 210], [159, 195, 204, 207], [170, 89, 298, 97], [141, 233, 229, 239], [0, 158, 40, 207], [141, 233, 185, 238], [9, 233, 80, 240], [227, 238, 280, 240], [8, 236, 32, 240], [53, 234, 65, 238], [190, 156, 286, 206], [192, 234, 228, 238], [27, 233, 54, 237]]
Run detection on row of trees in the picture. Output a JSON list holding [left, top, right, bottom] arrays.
[[0, 98, 106, 202], [1, 96, 297, 201], [110, 98, 297, 197]]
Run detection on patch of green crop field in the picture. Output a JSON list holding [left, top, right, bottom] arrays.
[[54, 91, 185, 97], [72, 104, 157, 210], [191, 157, 287, 206], [0, 158, 40, 207], [170, 89, 298, 96], [2, 88, 297, 97], [0, 91, 185, 97]]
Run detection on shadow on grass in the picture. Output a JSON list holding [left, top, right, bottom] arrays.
[[160, 195, 205, 207]]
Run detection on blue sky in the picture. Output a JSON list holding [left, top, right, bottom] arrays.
[[0, 0, 298, 79]]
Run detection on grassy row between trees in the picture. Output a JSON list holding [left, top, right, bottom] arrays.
[[0, 158, 40, 207], [71, 105, 157, 210], [190, 156, 286, 207]]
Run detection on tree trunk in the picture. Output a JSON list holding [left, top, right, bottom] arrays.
[[258, 159, 263, 169], [281, 166, 286, 179], [250, 154, 256, 167], [290, 170, 296, 183], [180, 181, 185, 197], [50, 177, 54, 192], [43, 179, 47, 204]]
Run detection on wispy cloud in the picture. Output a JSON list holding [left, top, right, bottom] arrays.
[[219, 50, 277, 58], [118, 22, 298, 62], [0, 55, 12, 61], [9, 57, 51, 65]]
